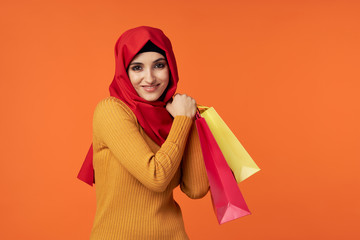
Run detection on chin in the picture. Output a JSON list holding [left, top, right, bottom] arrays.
[[142, 94, 161, 102]]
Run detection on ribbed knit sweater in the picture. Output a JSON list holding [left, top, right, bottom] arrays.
[[90, 97, 209, 240]]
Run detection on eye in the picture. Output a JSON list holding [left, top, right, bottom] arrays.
[[154, 62, 166, 69], [131, 65, 142, 71]]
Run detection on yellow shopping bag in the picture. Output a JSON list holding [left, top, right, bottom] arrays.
[[198, 106, 260, 182]]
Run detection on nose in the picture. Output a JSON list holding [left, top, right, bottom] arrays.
[[143, 68, 156, 85]]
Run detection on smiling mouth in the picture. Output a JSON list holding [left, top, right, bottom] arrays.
[[142, 83, 160, 87], [142, 84, 160, 92]]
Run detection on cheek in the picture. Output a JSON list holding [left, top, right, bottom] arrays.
[[128, 72, 141, 87], [159, 69, 170, 84]]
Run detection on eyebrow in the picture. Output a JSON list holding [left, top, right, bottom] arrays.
[[129, 57, 166, 66], [153, 57, 166, 62]]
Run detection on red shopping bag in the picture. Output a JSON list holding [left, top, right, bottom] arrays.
[[195, 112, 251, 224]]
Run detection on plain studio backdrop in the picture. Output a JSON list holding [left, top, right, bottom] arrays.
[[0, 0, 359, 239]]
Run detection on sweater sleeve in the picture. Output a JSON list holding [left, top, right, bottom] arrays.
[[93, 97, 193, 193], [180, 122, 210, 199]]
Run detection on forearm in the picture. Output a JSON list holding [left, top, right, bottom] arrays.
[[141, 115, 193, 192]]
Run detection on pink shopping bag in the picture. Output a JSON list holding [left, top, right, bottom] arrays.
[[195, 112, 251, 224]]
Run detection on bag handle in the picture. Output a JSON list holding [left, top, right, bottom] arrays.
[[195, 105, 209, 119], [195, 108, 202, 119], [197, 105, 209, 111]]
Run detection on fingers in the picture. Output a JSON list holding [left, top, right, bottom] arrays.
[[166, 93, 197, 118], [174, 93, 196, 103]]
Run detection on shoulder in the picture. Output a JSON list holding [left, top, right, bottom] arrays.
[[94, 96, 137, 122]]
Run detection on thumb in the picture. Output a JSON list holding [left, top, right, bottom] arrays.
[[166, 101, 172, 111], [165, 95, 174, 107]]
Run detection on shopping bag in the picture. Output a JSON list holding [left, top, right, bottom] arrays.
[[195, 112, 251, 224], [198, 106, 260, 183]]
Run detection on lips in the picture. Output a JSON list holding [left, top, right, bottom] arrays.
[[142, 84, 159, 88], [142, 84, 160, 92]]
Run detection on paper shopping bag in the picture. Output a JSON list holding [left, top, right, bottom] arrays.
[[198, 106, 260, 183], [195, 112, 251, 224]]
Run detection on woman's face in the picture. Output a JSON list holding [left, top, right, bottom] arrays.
[[127, 52, 169, 102]]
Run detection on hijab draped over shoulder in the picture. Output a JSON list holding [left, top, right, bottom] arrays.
[[78, 26, 179, 186]]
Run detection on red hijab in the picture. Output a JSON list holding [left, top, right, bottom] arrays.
[[77, 26, 179, 186]]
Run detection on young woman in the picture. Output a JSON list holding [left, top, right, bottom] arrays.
[[78, 26, 209, 239]]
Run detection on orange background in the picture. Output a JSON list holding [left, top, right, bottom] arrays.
[[1, 0, 359, 239]]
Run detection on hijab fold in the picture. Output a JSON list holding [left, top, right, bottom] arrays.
[[77, 26, 179, 186]]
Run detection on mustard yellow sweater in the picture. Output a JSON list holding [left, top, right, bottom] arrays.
[[90, 97, 209, 240]]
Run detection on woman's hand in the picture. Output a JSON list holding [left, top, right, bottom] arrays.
[[166, 93, 197, 118]]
